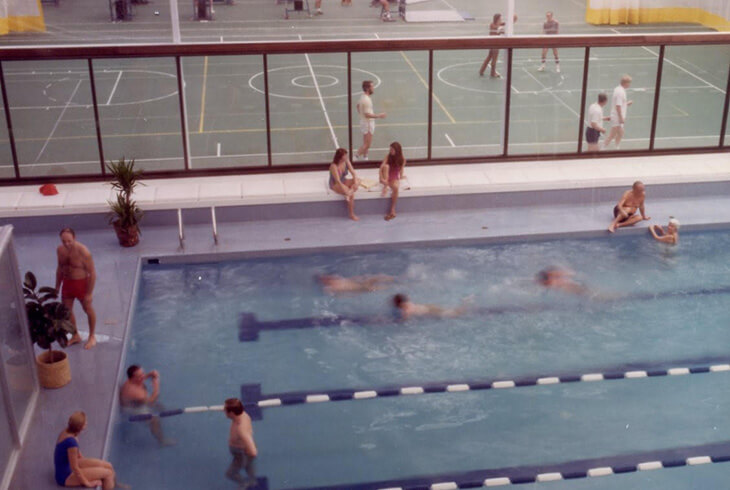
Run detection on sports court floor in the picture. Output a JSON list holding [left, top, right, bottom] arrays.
[[1, 0, 729, 179]]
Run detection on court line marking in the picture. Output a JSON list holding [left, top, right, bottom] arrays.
[[520, 67, 580, 118], [444, 133, 455, 147], [105, 70, 123, 106], [400, 51, 456, 124], [300, 35, 339, 149], [198, 56, 209, 133], [35, 79, 82, 164]]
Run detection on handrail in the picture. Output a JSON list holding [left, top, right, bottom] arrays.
[[1, 32, 730, 60]]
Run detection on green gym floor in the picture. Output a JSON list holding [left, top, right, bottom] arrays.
[[1, 0, 728, 178]]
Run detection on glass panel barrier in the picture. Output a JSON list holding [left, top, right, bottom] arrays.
[[0, 71, 15, 179], [432, 49, 505, 159], [351, 50, 428, 164], [184, 55, 267, 169], [655, 44, 728, 149], [509, 47, 584, 155], [94, 57, 185, 172], [583, 46, 658, 152], [4, 59, 99, 178], [0, 382, 12, 486]]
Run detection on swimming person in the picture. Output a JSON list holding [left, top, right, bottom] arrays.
[[119, 365, 174, 446], [392, 293, 470, 319], [55, 411, 125, 489], [379, 141, 406, 221], [535, 267, 589, 295], [318, 274, 395, 294], [649, 217, 680, 245], [224, 398, 258, 488], [329, 148, 360, 221], [608, 181, 650, 233]]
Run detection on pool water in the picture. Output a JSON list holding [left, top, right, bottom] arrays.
[[108, 230, 730, 489]]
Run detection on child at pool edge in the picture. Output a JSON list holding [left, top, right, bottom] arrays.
[[225, 398, 258, 488], [379, 141, 406, 221], [649, 217, 680, 245]]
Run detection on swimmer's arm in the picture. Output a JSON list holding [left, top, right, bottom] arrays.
[[68, 447, 97, 488], [650, 228, 674, 243], [147, 371, 161, 404]]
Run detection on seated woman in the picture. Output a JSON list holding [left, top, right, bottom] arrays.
[[649, 217, 679, 245], [379, 141, 406, 221], [329, 148, 360, 221], [55, 411, 125, 489]]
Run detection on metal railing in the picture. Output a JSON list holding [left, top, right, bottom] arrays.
[[0, 32, 729, 184]]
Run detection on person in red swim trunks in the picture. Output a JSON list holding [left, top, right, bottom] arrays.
[[55, 228, 98, 349]]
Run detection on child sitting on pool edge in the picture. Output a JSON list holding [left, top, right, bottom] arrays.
[[224, 398, 258, 488]]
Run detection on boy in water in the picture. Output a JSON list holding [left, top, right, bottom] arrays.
[[224, 398, 258, 488], [392, 293, 471, 319], [649, 217, 680, 245]]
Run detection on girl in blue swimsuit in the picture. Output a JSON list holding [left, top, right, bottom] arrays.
[[55, 411, 123, 489]]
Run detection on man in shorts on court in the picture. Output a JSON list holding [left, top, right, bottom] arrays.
[[585, 93, 609, 152], [603, 74, 633, 150], [538, 11, 560, 73], [55, 228, 97, 349], [608, 181, 650, 233], [355, 80, 386, 161], [120, 365, 174, 445], [224, 398, 258, 488]]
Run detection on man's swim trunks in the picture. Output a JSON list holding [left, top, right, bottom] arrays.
[[613, 205, 636, 222], [62, 278, 88, 301]]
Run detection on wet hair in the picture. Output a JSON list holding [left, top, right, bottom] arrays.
[[126, 365, 141, 379], [59, 227, 75, 238], [393, 293, 408, 308], [597, 93, 607, 104], [387, 142, 405, 169], [225, 398, 244, 416], [67, 411, 86, 434], [332, 148, 348, 165], [536, 269, 551, 285], [362, 80, 373, 91], [492, 13, 501, 24]]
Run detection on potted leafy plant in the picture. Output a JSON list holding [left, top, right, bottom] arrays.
[[107, 157, 143, 247], [23, 271, 75, 389]]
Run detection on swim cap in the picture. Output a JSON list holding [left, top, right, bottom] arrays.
[[668, 218, 680, 229]]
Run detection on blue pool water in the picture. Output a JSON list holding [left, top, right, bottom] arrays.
[[108, 230, 730, 489]]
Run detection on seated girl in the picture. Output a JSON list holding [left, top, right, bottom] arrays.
[[329, 148, 360, 221]]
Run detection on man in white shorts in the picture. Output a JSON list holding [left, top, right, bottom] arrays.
[[355, 80, 386, 161], [603, 74, 633, 150], [585, 92, 609, 152]]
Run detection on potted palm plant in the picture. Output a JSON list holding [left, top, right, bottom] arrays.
[[23, 271, 75, 389], [108, 157, 143, 247]]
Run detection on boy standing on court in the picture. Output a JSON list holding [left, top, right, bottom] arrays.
[[224, 398, 258, 487], [538, 11, 560, 73], [603, 74, 633, 150], [355, 80, 386, 161]]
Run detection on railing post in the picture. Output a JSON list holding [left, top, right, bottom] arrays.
[[502, 48, 513, 157], [427, 49, 433, 161], [719, 62, 730, 147], [263, 54, 273, 167], [577, 47, 590, 154], [347, 52, 353, 158], [211, 206, 218, 245], [87, 59, 106, 176], [649, 45, 665, 151], [177, 208, 185, 249], [0, 62, 20, 180], [175, 56, 191, 170]]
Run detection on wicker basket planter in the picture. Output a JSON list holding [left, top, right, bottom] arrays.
[[35, 350, 71, 389]]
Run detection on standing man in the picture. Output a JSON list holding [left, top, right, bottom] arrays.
[[355, 80, 386, 161], [224, 398, 258, 487], [603, 74, 633, 150], [538, 11, 560, 73], [608, 181, 650, 233], [585, 92, 610, 152], [55, 228, 97, 349]]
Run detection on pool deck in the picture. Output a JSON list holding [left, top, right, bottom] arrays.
[[6, 152, 730, 490]]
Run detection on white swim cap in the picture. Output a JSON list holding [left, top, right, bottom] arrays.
[[668, 217, 680, 229]]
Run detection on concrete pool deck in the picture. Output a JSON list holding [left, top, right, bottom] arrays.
[[5, 152, 730, 489]]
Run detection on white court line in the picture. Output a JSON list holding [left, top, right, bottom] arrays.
[[610, 28, 725, 94], [299, 34, 339, 149], [520, 67, 580, 118], [444, 133, 455, 147], [374, 33, 380, 39], [216, 142, 221, 157], [106, 70, 123, 106], [34, 79, 82, 164]]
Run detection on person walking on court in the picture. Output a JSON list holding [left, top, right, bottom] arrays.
[[329, 148, 360, 221], [55, 228, 97, 350], [538, 11, 560, 73], [379, 141, 406, 221], [585, 93, 609, 152], [603, 75, 633, 150], [224, 398, 258, 488], [355, 80, 386, 161], [479, 13, 516, 78], [314, 0, 322, 14]]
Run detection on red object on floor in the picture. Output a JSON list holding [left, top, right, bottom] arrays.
[[39, 184, 58, 196]]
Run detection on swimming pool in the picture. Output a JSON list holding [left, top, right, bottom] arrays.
[[107, 229, 730, 489]]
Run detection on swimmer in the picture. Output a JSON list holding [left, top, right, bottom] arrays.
[[224, 398, 257, 488], [318, 274, 394, 294], [392, 293, 470, 319], [536, 267, 589, 296], [119, 365, 175, 446], [649, 217, 680, 245], [608, 181, 650, 233]]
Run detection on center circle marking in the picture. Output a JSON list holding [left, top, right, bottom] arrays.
[[248, 65, 381, 100], [291, 74, 339, 89]]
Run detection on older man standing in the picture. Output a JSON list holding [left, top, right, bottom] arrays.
[[603, 74, 633, 150], [55, 228, 97, 349]]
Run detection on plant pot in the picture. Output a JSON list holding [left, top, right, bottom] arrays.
[[113, 221, 140, 247], [35, 350, 71, 389]]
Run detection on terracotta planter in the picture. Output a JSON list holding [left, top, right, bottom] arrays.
[[113, 221, 140, 247], [35, 350, 71, 389]]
